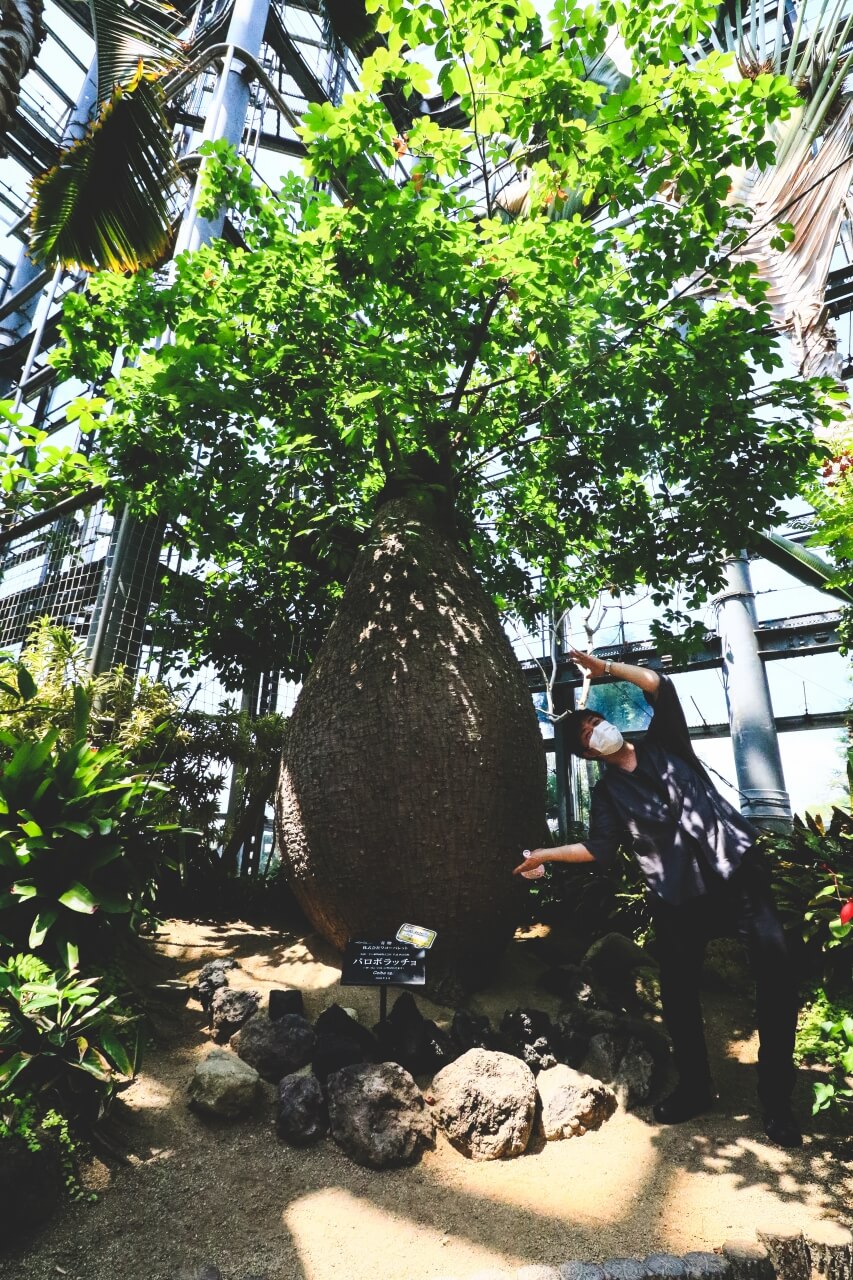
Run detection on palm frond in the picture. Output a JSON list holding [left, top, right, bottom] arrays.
[[28, 71, 184, 272], [753, 531, 853, 604], [90, 0, 184, 103]]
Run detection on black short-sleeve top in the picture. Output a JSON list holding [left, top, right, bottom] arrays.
[[586, 676, 757, 903]]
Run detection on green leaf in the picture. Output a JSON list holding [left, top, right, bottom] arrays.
[[58, 882, 99, 914], [30, 74, 184, 272], [753, 532, 853, 605], [0, 1051, 32, 1088], [28, 908, 59, 949], [16, 666, 37, 703]]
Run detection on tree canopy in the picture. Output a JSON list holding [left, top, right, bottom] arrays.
[[51, 0, 838, 685]]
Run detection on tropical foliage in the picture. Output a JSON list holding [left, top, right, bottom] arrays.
[[50, 0, 841, 685], [0, 952, 140, 1122], [3, 0, 186, 272], [766, 790, 853, 1114], [0, 673, 172, 969]]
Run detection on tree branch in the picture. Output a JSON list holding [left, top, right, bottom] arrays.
[[448, 285, 508, 417]]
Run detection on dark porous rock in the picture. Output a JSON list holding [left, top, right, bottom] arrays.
[[581, 1024, 653, 1105], [431, 1048, 537, 1160], [195, 958, 239, 1012], [211, 987, 261, 1043], [231, 1011, 316, 1083], [580, 1008, 671, 1082], [313, 1031, 370, 1084], [315, 1003, 378, 1059], [720, 1241, 774, 1280], [536, 1064, 618, 1139], [421, 1018, 459, 1070], [0, 1133, 63, 1240], [644, 1255, 689, 1279], [269, 988, 305, 1020], [602, 1261, 647, 1280], [277, 1072, 328, 1145], [552, 1012, 591, 1069], [582, 933, 660, 1013], [682, 1253, 734, 1280], [451, 1008, 503, 1054], [500, 1008, 558, 1073], [522, 1036, 558, 1073], [327, 1061, 435, 1169], [374, 993, 459, 1075], [587, 1033, 655, 1110]]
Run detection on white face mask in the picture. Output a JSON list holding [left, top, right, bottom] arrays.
[[588, 720, 624, 756]]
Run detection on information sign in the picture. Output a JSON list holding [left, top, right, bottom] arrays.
[[341, 939, 426, 987], [396, 923, 437, 950]]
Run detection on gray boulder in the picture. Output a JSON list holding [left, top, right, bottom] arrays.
[[327, 1061, 434, 1168], [211, 987, 261, 1043], [431, 1048, 537, 1160], [536, 1064, 618, 1139], [644, 1255, 689, 1279], [585, 1031, 655, 1109], [277, 1073, 328, 1145], [232, 1011, 316, 1083], [559, 1265, 607, 1280], [682, 1254, 733, 1280], [188, 1048, 260, 1117], [602, 1262, 647, 1280]]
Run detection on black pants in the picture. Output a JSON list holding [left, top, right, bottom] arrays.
[[651, 853, 798, 1110]]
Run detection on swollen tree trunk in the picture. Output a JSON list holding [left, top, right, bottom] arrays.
[[275, 497, 547, 995], [0, 0, 44, 150]]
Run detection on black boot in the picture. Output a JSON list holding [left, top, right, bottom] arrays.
[[762, 1104, 802, 1148], [653, 1081, 714, 1124]]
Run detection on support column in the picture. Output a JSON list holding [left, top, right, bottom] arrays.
[[715, 553, 792, 831], [87, 0, 271, 675], [173, 0, 272, 256]]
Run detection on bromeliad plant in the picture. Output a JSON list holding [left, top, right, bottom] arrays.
[[0, 953, 140, 1122], [0, 681, 173, 970]]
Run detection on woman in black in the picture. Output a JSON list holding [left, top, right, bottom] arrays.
[[514, 650, 801, 1148]]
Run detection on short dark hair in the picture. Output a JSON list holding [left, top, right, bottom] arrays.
[[563, 709, 596, 756]]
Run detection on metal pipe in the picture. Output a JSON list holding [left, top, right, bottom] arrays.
[[714, 553, 793, 831]]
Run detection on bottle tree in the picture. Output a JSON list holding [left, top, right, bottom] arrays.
[[53, 0, 837, 991]]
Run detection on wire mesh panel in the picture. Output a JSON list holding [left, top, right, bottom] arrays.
[[0, 497, 111, 656]]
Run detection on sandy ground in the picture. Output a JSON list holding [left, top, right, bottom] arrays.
[[1, 917, 850, 1280]]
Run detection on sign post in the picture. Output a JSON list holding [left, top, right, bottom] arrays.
[[340, 932, 433, 1023]]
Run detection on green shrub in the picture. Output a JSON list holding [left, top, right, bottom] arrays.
[[0, 953, 140, 1123], [766, 804, 853, 993], [764, 796, 853, 1116], [795, 989, 853, 1114], [0, 682, 173, 969]]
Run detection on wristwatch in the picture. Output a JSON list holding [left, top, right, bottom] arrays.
[[604, 659, 613, 675]]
